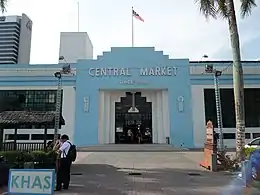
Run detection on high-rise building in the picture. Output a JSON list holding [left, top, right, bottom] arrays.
[[0, 13, 32, 64], [59, 32, 93, 63]]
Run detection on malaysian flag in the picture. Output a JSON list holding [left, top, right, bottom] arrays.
[[132, 9, 144, 22]]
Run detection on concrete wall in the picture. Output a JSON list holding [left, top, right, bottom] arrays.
[[59, 32, 93, 63]]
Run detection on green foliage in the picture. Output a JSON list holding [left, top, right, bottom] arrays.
[[0, 150, 58, 169], [195, 0, 257, 19], [244, 147, 260, 159]]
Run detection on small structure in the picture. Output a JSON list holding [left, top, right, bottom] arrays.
[[200, 120, 217, 171], [0, 111, 65, 151]]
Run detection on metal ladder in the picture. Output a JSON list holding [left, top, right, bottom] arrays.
[[54, 76, 62, 141]]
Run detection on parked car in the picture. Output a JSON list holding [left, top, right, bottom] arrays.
[[250, 149, 260, 181], [245, 137, 260, 148]]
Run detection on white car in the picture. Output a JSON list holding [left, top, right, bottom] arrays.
[[245, 137, 260, 148]]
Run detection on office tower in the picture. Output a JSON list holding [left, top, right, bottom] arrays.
[[59, 32, 93, 63], [0, 13, 32, 64]]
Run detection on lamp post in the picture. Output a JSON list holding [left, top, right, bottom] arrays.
[[53, 56, 73, 141], [203, 55, 224, 152]]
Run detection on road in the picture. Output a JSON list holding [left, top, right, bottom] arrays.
[[54, 151, 259, 195]]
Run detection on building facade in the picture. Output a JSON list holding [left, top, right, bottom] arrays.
[[0, 13, 32, 64], [1, 47, 260, 148]]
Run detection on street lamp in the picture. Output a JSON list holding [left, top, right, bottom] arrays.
[[203, 55, 224, 152], [53, 56, 73, 141]]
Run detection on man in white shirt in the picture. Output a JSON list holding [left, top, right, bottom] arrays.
[[55, 134, 72, 191]]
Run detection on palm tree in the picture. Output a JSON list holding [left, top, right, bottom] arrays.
[[0, 0, 7, 13], [195, 0, 257, 161]]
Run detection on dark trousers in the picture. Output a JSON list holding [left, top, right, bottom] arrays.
[[56, 158, 71, 189]]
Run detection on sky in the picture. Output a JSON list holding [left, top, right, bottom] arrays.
[[4, 0, 260, 64]]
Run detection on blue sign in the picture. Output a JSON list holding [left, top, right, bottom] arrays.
[[8, 169, 55, 195]]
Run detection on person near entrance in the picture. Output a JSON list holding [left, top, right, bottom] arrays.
[[55, 134, 72, 191], [136, 125, 142, 144], [127, 129, 133, 143]]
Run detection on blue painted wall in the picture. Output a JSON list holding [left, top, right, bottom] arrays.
[[74, 47, 194, 147]]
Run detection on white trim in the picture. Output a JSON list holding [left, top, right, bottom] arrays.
[[190, 66, 260, 75], [0, 68, 76, 76]]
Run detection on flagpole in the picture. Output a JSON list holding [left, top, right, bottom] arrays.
[[77, 0, 80, 32], [131, 6, 134, 47]]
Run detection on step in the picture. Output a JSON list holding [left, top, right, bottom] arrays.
[[78, 144, 189, 152]]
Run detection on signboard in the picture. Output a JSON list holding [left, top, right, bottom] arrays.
[[88, 66, 177, 77], [206, 120, 213, 144], [8, 169, 55, 195]]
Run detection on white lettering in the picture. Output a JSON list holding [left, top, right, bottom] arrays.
[[88, 68, 131, 77], [95, 68, 100, 76], [114, 68, 119, 76], [148, 68, 155, 76], [100, 68, 106, 76], [89, 68, 95, 76], [155, 67, 161, 76], [139, 67, 177, 76], [140, 68, 148, 76], [88, 67, 177, 77], [119, 68, 126, 76]]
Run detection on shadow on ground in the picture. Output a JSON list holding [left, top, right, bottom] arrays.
[[60, 164, 236, 195]]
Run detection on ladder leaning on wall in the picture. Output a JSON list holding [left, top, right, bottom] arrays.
[[53, 60, 74, 141]]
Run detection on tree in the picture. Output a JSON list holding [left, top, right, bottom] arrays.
[[0, 0, 7, 13], [195, 0, 257, 161]]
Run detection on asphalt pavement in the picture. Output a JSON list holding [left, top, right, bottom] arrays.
[[54, 151, 259, 195]]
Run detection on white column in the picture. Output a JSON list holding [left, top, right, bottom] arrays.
[[104, 91, 111, 144], [159, 91, 165, 143], [61, 87, 76, 142], [156, 91, 163, 143], [162, 90, 170, 139], [110, 91, 115, 143], [98, 90, 105, 144], [151, 91, 158, 143]]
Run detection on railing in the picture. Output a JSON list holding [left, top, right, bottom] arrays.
[[0, 142, 45, 151]]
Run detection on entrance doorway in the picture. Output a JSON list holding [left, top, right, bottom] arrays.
[[115, 92, 152, 144]]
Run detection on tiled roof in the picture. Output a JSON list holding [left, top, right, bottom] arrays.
[[0, 111, 65, 125]]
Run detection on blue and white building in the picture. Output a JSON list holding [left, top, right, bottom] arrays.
[[1, 37, 260, 148]]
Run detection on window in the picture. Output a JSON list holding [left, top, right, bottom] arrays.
[[0, 90, 63, 129], [31, 134, 60, 140], [204, 88, 260, 128], [0, 90, 62, 112], [223, 133, 235, 139], [253, 133, 260, 139], [218, 133, 250, 139], [245, 133, 251, 139], [250, 138, 260, 145], [245, 89, 260, 127], [5, 134, 30, 140], [204, 89, 235, 128]]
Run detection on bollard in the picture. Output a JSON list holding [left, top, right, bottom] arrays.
[[241, 160, 252, 187], [166, 137, 170, 144], [210, 153, 217, 172]]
